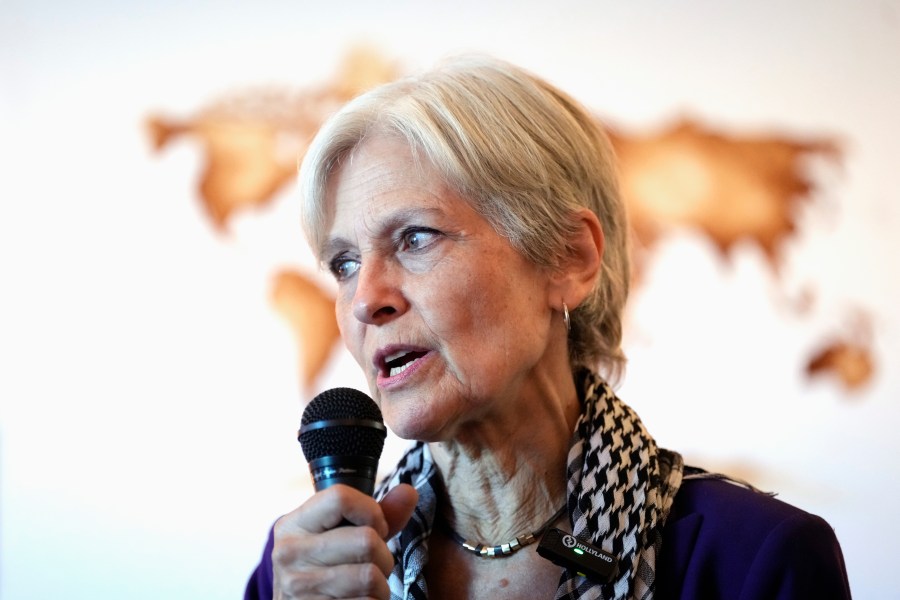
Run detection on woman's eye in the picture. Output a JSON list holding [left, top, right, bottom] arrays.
[[400, 228, 439, 252], [329, 256, 360, 281]]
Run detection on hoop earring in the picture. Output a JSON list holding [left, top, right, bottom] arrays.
[[563, 303, 571, 333]]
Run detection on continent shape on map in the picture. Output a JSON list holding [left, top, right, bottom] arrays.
[[146, 47, 399, 229], [270, 270, 341, 389], [609, 121, 840, 267]]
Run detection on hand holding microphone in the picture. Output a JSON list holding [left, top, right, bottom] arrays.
[[271, 388, 418, 600]]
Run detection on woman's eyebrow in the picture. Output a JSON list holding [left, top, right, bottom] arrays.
[[321, 205, 446, 258], [376, 206, 445, 234], [319, 236, 353, 263]]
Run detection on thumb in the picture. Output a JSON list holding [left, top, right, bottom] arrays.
[[379, 483, 418, 540]]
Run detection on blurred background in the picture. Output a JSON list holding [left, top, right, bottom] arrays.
[[2, 1, 898, 598]]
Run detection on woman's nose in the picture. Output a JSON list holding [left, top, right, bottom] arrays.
[[351, 259, 408, 325]]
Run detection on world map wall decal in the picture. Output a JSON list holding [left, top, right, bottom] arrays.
[[145, 47, 876, 395]]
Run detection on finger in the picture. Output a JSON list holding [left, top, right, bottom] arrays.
[[274, 562, 391, 600], [274, 525, 395, 577], [380, 483, 419, 540], [278, 484, 390, 537]]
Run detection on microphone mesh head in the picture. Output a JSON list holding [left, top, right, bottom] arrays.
[[298, 387, 386, 462]]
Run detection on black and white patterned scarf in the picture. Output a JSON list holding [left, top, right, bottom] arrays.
[[375, 370, 684, 600]]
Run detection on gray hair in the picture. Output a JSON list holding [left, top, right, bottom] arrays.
[[299, 56, 629, 382]]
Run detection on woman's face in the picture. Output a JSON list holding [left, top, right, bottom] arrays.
[[322, 136, 559, 441]]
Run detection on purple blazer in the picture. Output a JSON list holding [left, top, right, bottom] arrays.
[[245, 477, 851, 599], [656, 476, 851, 598]]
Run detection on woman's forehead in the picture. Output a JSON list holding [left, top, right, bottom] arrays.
[[327, 140, 445, 210], [320, 145, 477, 251]]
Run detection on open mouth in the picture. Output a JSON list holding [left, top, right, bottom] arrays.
[[382, 350, 428, 377]]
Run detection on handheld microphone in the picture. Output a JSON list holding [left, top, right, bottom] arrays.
[[298, 387, 387, 495]]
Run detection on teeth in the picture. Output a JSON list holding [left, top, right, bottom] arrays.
[[385, 350, 409, 363], [382, 349, 426, 378], [389, 361, 415, 377]]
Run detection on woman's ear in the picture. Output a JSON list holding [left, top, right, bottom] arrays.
[[550, 208, 604, 309]]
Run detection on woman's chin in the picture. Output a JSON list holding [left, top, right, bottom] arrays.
[[387, 420, 443, 443], [384, 408, 453, 443]]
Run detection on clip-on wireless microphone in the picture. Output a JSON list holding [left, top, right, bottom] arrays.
[[537, 528, 618, 584]]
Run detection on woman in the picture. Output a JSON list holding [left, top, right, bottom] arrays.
[[246, 57, 851, 599]]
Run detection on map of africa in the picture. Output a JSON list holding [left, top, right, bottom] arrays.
[[145, 48, 875, 394]]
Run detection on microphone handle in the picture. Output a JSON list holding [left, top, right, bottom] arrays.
[[308, 455, 379, 495]]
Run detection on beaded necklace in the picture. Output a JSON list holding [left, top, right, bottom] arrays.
[[440, 503, 567, 558]]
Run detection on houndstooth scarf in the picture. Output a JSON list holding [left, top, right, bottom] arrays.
[[375, 370, 684, 600]]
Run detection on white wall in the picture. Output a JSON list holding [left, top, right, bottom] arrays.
[[2, 1, 898, 598]]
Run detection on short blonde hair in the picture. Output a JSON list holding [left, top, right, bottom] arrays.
[[300, 56, 629, 382]]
